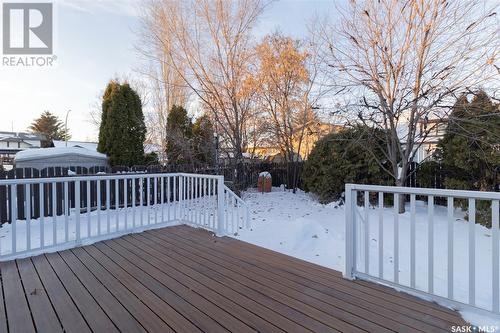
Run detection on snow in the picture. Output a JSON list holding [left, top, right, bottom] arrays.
[[258, 171, 271, 178], [15, 147, 107, 161], [232, 187, 500, 327]]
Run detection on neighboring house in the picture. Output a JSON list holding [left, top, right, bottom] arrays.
[[0, 131, 45, 169], [53, 140, 98, 151], [413, 118, 447, 163]]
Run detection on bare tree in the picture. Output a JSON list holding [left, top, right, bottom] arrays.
[[138, 0, 190, 158], [141, 0, 266, 164], [319, 0, 498, 212]]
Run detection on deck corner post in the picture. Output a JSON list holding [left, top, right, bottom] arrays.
[[344, 184, 356, 280], [216, 175, 225, 237]]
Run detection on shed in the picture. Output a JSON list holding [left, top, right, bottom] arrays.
[[14, 147, 108, 169]]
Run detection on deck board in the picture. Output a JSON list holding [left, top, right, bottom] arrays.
[[0, 225, 467, 332], [0, 260, 35, 333], [17, 257, 62, 333]]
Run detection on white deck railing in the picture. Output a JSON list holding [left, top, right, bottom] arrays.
[[345, 184, 500, 317], [0, 173, 249, 261]]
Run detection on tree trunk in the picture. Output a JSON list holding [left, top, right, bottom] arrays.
[[396, 169, 407, 214]]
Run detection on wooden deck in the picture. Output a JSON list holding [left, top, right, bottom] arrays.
[[0, 225, 466, 333]]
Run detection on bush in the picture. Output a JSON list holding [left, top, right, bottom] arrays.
[[302, 126, 392, 203], [415, 160, 442, 188]]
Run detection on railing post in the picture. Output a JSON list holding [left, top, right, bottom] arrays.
[[344, 184, 355, 280], [216, 175, 225, 237]]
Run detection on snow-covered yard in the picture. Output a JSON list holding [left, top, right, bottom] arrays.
[[233, 187, 500, 327]]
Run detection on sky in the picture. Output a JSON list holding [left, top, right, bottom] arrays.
[[0, 0, 334, 141]]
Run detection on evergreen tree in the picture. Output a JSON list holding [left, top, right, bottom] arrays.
[[28, 111, 70, 147], [165, 105, 194, 164], [438, 91, 500, 192], [436, 91, 499, 227], [192, 114, 216, 166], [97, 80, 146, 166]]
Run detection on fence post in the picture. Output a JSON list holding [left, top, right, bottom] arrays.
[[216, 175, 225, 237], [344, 184, 355, 280]]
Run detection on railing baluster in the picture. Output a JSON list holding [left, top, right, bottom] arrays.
[[193, 177, 197, 225], [393, 193, 399, 284], [428, 195, 434, 294], [10, 185, 17, 254], [140, 177, 144, 226], [469, 198, 476, 306], [364, 190, 369, 274], [203, 178, 208, 227], [132, 178, 136, 228], [147, 177, 151, 224], [188, 176, 192, 222], [75, 180, 81, 244], [208, 179, 212, 228], [154, 176, 158, 224], [167, 176, 171, 222], [52, 182, 56, 245], [87, 180, 91, 238], [115, 179, 119, 230], [447, 197, 454, 299], [97, 180, 101, 236], [161, 176, 165, 223], [106, 179, 110, 234], [39, 182, 44, 249], [64, 181, 69, 243], [492, 200, 499, 313], [172, 176, 180, 220], [25, 184, 31, 251], [410, 194, 416, 289], [179, 176, 183, 221], [124, 178, 128, 229], [378, 192, 383, 279]]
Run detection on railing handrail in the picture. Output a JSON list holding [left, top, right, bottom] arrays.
[[0, 172, 182, 185], [346, 183, 500, 200], [0, 172, 226, 186]]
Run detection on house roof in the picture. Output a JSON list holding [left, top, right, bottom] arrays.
[[0, 131, 45, 141], [53, 140, 98, 151]]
